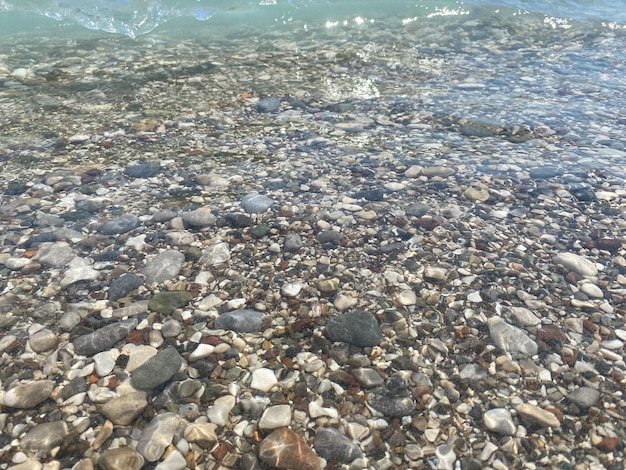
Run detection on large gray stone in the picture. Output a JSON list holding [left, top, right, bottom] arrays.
[[73, 318, 138, 356], [2, 380, 54, 409], [214, 309, 264, 333], [325, 310, 382, 347], [21, 421, 68, 452], [142, 250, 185, 284], [131, 347, 183, 390]]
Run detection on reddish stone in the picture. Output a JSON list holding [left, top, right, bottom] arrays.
[[565, 271, 581, 284], [537, 324, 567, 344], [595, 437, 621, 452], [212, 442, 233, 461], [597, 238, 623, 253], [125, 330, 145, 345], [582, 319, 598, 333], [259, 428, 321, 470], [561, 350, 578, 367]]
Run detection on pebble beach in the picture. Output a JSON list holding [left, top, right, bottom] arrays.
[[1, 6, 626, 470]]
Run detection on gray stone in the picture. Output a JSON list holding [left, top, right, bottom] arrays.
[[142, 249, 185, 284], [181, 208, 215, 228], [102, 391, 148, 425], [214, 309, 264, 333], [108, 273, 144, 301], [567, 387, 601, 409], [161, 319, 183, 338], [368, 374, 415, 418], [99, 447, 145, 470], [73, 318, 138, 356], [28, 328, 58, 352], [200, 242, 230, 267], [406, 203, 430, 217], [351, 368, 384, 388], [131, 347, 183, 390], [242, 193, 273, 213], [316, 230, 344, 245], [136, 412, 181, 462], [314, 427, 363, 464], [93, 350, 116, 376], [61, 257, 100, 288], [528, 165, 563, 180], [484, 408, 516, 436], [256, 96, 281, 113], [2, 380, 54, 409], [148, 291, 193, 315], [99, 214, 140, 235], [33, 242, 75, 267], [325, 310, 382, 347], [553, 252, 598, 277], [487, 317, 538, 357], [284, 233, 303, 252], [125, 162, 160, 178], [21, 421, 68, 452]]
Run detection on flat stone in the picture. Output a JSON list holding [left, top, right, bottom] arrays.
[[93, 350, 116, 376], [99, 214, 140, 235], [257, 96, 281, 113], [317, 277, 340, 293], [258, 404, 292, 430], [108, 273, 143, 301], [580, 283, 603, 298], [528, 165, 563, 180], [124, 162, 160, 178], [553, 252, 598, 277], [259, 428, 321, 470], [161, 319, 183, 338], [334, 294, 357, 311], [61, 257, 100, 288], [351, 368, 384, 388], [250, 368, 278, 393], [131, 347, 183, 390], [464, 187, 490, 202], [325, 310, 383, 347], [155, 449, 186, 470], [281, 282, 303, 297], [567, 387, 601, 409], [148, 291, 193, 315], [421, 166, 454, 178], [33, 242, 75, 268], [183, 423, 218, 448], [28, 328, 57, 352], [200, 242, 230, 266], [423, 267, 447, 281], [136, 412, 181, 462], [207, 395, 236, 426], [484, 408, 516, 436], [99, 447, 145, 470], [21, 421, 68, 452], [516, 403, 561, 428], [102, 391, 148, 425], [214, 309, 264, 333], [242, 193, 273, 213], [142, 250, 185, 284], [488, 317, 538, 357], [314, 427, 363, 464], [2, 380, 54, 409], [73, 318, 138, 356], [181, 208, 215, 228], [396, 289, 417, 306], [436, 444, 457, 470], [284, 233, 303, 252]]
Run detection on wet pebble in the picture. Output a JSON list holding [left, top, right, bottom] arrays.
[[2, 380, 54, 409], [483, 408, 516, 436], [242, 193, 273, 213], [141, 250, 185, 284], [214, 309, 264, 333], [314, 427, 363, 464], [136, 412, 181, 462], [259, 428, 321, 470], [325, 310, 383, 347], [98, 214, 140, 235]]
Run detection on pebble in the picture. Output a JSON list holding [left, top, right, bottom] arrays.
[[351, 367, 384, 388], [99, 447, 145, 470], [281, 282, 303, 297], [131, 347, 183, 390], [136, 412, 181, 462], [207, 395, 236, 426], [28, 328, 57, 352], [257, 96, 281, 113], [317, 277, 340, 293], [488, 317, 538, 357], [148, 291, 193, 315], [108, 273, 143, 301], [61, 257, 100, 287], [250, 367, 278, 392], [2, 380, 55, 409], [423, 266, 447, 281], [141, 250, 185, 284], [125, 162, 160, 178], [258, 404, 292, 429], [214, 309, 264, 332], [242, 193, 273, 213], [325, 310, 383, 347], [183, 422, 218, 448], [334, 294, 357, 310], [516, 403, 561, 428], [284, 232, 303, 251], [567, 387, 601, 409], [73, 318, 138, 356], [553, 252, 598, 276], [436, 443, 457, 470], [580, 283, 603, 298], [313, 427, 363, 464], [181, 208, 215, 227], [20, 421, 68, 452], [396, 289, 417, 306], [259, 428, 321, 470], [101, 391, 148, 425], [98, 214, 140, 235], [93, 350, 116, 376], [33, 242, 75, 267], [464, 187, 490, 202], [483, 408, 517, 436]]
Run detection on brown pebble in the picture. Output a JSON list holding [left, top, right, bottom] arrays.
[[565, 271, 581, 284], [595, 436, 621, 452], [597, 238, 623, 253], [537, 324, 567, 344], [259, 428, 321, 470], [582, 319, 598, 333], [561, 350, 578, 367]]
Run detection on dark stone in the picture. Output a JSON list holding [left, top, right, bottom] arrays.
[[353, 189, 385, 201], [314, 427, 363, 463], [368, 374, 415, 418], [73, 319, 138, 356], [131, 347, 183, 390], [225, 213, 254, 228], [108, 273, 144, 301], [570, 186, 597, 202], [528, 165, 563, 180], [406, 203, 430, 217], [124, 162, 161, 178], [148, 291, 193, 315], [251, 224, 272, 238], [5, 181, 29, 195], [214, 309, 264, 333], [325, 310, 382, 347], [316, 230, 344, 245], [98, 214, 140, 235], [256, 97, 281, 113]]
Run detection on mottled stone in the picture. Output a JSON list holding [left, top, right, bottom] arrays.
[[314, 427, 363, 464], [181, 208, 215, 228], [148, 291, 193, 315], [258, 404, 292, 430], [108, 273, 143, 301], [317, 277, 340, 293], [99, 214, 140, 235], [21, 421, 68, 452], [101, 391, 148, 425], [214, 309, 264, 333], [136, 412, 181, 462], [131, 347, 183, 391], [33, 242, 75, 267], [368, 374, 415, 418], [351, 368, 384, 388], [488, 317, 538, 357], [284, 233, 303, 252], [242, 193, 273, 213], [207, 395, 236, 426], [553, 252, 598, 277], [183, 422, 218, 448], [61, 257, 100, 288], [464, 187, 489, 202], [99, 447, 145, 470], [516, 403, 560, 428], [125, 162, 160, 178], [484, 408, 516, 436], [256, 96, 281, 113], [567, 387, 601, 409], [259, 428, 321, 470], [28, 328, 58, 353], [325, 310, 382, 347], [200, 242, 230, 266], [2, 380, 54, 409], [73, 318, 138, 356], [142, 250, 185, 284]]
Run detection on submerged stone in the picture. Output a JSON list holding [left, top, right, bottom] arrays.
[[131, 347, 183, 390], [325, 310, 382, 347]]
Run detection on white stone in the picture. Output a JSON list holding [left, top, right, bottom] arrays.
[[281, 282, 302, 297], [553, 252, 597, 276], [189, 344, 215, 361], [467, 291, 483, 303], [250, 368, 278, 393], [207, 395, 235, 426], [258, 405, 292, 430], [396, 289, 417, 306], [93, 350, 117, 377], [580, 283, 603, 298], [308, 397, 338, 419]]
